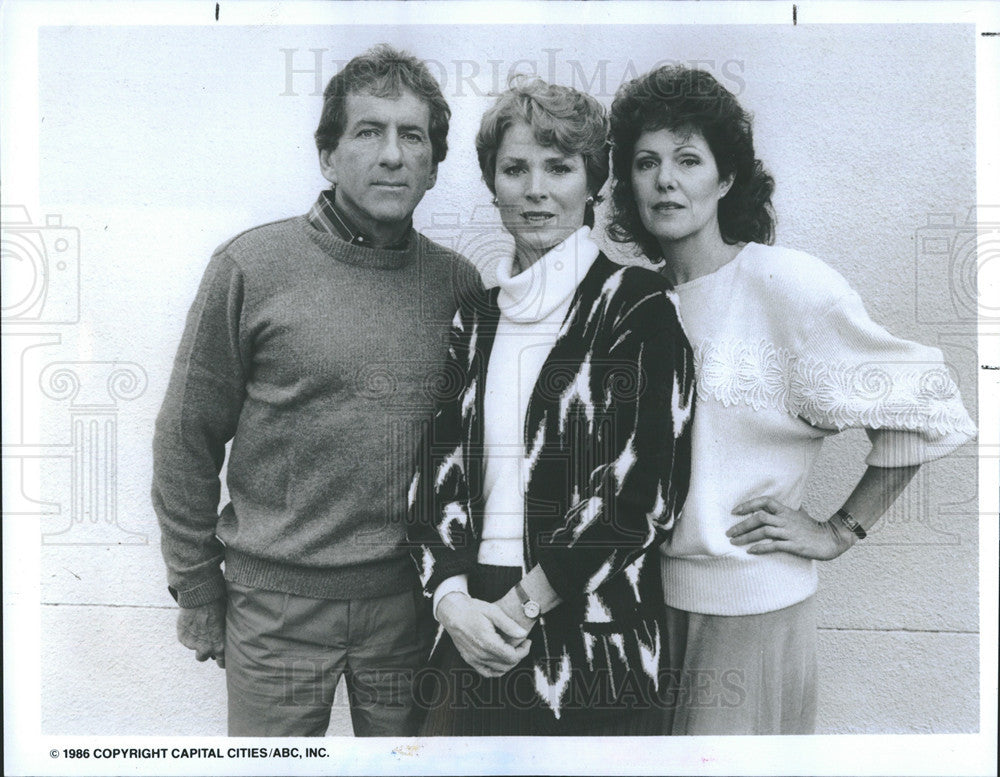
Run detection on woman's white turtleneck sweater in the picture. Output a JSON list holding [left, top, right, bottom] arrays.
[[432, 227, 600, 616]]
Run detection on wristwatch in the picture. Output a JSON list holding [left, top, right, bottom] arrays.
[[514, 581, 541, 620], [834, 507, 867, 540]]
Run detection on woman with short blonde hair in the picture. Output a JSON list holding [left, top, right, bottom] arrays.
[[407, 79, 696, 735]]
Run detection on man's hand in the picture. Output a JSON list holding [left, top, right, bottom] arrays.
[[437, 592, 530, 678], [177, 598, 227, 668]]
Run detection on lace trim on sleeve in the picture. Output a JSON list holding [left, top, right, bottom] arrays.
[[694, 339, 976, 437]]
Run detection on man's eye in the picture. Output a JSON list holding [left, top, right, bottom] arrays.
[[357, 129, 379, 138], [501, 166, 523, 176], [402, 133, 425, 143], [550, 164, 571, 174]]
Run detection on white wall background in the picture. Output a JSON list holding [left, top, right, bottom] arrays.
[[8, 21, 979, 736]]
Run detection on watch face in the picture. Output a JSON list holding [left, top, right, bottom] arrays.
[[523, 601, 541, 619]]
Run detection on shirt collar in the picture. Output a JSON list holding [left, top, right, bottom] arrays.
[[307, 189, 411, 251]]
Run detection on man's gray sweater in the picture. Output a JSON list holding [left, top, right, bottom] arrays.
[[153, 215, 480, 607]]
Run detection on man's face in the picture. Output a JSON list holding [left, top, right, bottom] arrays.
[[319, 89, 437, 241]]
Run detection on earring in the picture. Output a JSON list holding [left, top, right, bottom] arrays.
[[492, 197, 498, 206], [586, 196, 595, 205]]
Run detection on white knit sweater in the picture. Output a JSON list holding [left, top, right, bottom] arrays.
[[660, 242, 976, 616]]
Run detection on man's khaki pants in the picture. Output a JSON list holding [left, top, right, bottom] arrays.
[[225, 580, 433, 736]]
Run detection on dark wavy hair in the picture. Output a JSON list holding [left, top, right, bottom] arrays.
[[608, 66, 775, 260], [476, 77, 609, 228], [314, 44, 451, 164]]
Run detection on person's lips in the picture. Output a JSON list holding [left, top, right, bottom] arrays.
[[520, 210, 556, 224], [652, 201, 684, 212], [372, 181, 409, 189]]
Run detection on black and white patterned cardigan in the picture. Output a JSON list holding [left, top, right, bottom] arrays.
[[406, 252, 696, 726]]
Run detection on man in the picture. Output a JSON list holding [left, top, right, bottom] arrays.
[[152, 45, 481, 736]]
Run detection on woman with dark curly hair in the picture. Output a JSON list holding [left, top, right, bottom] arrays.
[[406, 78, 696, 735], [608, 66, 976, 734]]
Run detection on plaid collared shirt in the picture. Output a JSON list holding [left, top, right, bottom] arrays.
[[306, 190, 411, 250]]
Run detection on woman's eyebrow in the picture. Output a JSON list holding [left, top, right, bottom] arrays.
[[497, 153, 575, 165]]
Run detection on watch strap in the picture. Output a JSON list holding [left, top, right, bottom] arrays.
[[514, 581, 540, 619], [834, 508, 867, 540]]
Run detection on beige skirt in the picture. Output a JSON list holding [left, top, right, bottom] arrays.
[[661, 588, 817, 735]]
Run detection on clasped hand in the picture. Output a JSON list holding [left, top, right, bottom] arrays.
[[728, 497, 856, 561], [437, 593, 531, 678]]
